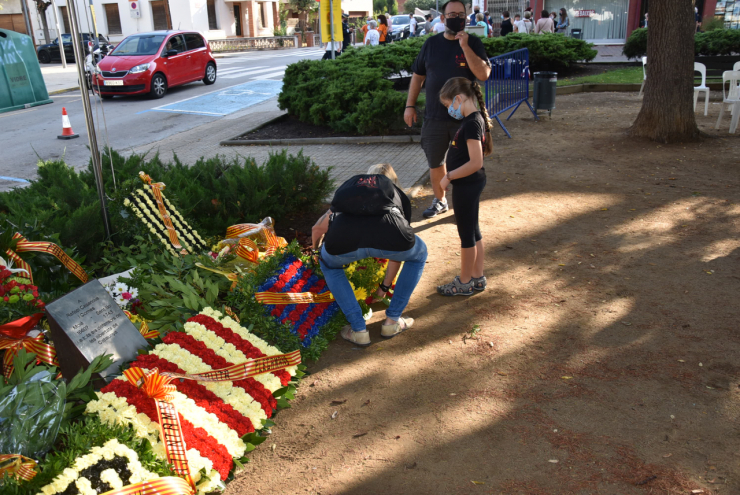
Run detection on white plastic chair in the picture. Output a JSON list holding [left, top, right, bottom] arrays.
[[715, 71, 740, 133], [693, 62, 709, 116], [638, 56, 647, 97]]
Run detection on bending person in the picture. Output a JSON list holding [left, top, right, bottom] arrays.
[[312, 165, 427, 347]]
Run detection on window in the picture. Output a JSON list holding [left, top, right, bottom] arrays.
[[59, 6, 70, 33], [151, 1, 170, 30], [110, 34, 166, 55], [103, 4, 122, 35], [207, 0, 218, 30], [166, 34, 186, 54], [259, 2, 267, 28], [184, 33, 205, 50]]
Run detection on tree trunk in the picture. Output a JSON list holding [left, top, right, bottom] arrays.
[[35, 1, 51, 44], [627, 0, 701, 143]]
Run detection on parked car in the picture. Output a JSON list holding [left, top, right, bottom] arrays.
[[37, 33, 111, 63], [389, 15, 426, 41], [91, 31, 217, 99]]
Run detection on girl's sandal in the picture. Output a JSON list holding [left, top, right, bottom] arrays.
[[437, 276, 474, 297], [472, 276, 487, 292]]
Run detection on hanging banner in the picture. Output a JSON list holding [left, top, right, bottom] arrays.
[[320, 0, 343, 44]]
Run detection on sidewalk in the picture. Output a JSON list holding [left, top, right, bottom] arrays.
[[591, 44, 630, 63], [126, 99, 429, 192], [41, 64, 81, 94]]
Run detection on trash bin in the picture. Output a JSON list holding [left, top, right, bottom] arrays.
[[0, 29, 53, 114], [570, 28, 583, 39], [533, 71, 557, 117]]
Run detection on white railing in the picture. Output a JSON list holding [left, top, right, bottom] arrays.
[[208, 36, 298, 53]]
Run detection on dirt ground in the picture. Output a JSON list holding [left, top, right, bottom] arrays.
[[226, 91, 740, 495]]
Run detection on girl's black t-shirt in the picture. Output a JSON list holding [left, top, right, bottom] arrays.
[[500, 18, 513, 36], [446, 111, 487, 185]]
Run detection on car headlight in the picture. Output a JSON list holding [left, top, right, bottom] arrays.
[[93, 65, 101, 74], [129, 63, 151, 74]]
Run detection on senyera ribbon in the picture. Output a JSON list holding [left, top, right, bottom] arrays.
[[0, 454, 37, 481], [121, 350, 301, 493], [0, 313, 59, 378], [5, 233, 88, 284], [123, 310, 160, 339], [139, 172, 189, 256], [254, 287, 366, 305]]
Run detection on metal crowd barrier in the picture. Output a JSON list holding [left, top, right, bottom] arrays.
[[484, 47, 538, 138]]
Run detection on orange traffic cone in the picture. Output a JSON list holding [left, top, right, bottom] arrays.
[[57, 107, 79, 140]]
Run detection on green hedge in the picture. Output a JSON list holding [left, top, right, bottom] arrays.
[[0, 149, 332, 265], [624, 27, 740, 59], [279, 34, 596, 134]]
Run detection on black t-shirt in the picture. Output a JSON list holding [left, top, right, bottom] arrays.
[[411, 33, 490, 121], [500, 18, 513, 36], [323, 185, 415, 255], [446, 111, 486, 184]]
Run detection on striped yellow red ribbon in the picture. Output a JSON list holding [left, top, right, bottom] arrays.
[[5, 233, 88, 284], [98, 476, 193, 495], [195, 263, 239, 290], [254, 288, 366, 305], [123, 311, 160, 339], [0, 454, 37, 481], [235, 237, 259, 264], [223, 306, 240, 323], [139, 172, 188, 256], [225, 218, 287, 250], [0, 327, 59, 379]]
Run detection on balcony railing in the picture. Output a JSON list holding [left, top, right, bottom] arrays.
[[208, 36, 298, 53]]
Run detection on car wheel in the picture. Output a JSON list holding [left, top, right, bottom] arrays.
[[149, 73, 167, 99], [38, 51, 51, 64], [203, 62, 217, 85]]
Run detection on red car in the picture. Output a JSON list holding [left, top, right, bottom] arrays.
[[93, 30, 217, 99]]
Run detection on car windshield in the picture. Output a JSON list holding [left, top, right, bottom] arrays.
[[110, 35, 166, 56], [391, 16, 410, 25]]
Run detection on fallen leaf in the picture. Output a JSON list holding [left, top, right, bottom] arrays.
[[561, 376, 573, 380], [330, 399, 347, 406], [405, 462, 417, 470], [663, 453, 672, 458], [394, 435, 401, 440], [601, 208, 608, 211], [352, 432, 368, 438], [331, 411, 338, 419], [271, 444, 276, 451], [558, 264, 566, 266], [678, 359, 685, 363], [621, 321, 632, 326], [691, 490, 704, 494], [362, 400, 371, 407], [310, 380, 319, 387], [548, 459, 559, 463], [449, 393, 457, 396], [489, 342, 494, 347], [471, 481, 485, 485]]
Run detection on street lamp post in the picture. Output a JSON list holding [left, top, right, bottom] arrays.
[[329, 0, 335, 60], [50, 0, 67, 68], [64, 0, 111, 240]]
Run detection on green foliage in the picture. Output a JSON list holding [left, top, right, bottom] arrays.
[[0, 350, 114, 460], [387, 0, 398, 16], [622, 27, 647, 59], [702, 17, 725, 32], [403, 0, 435, 13], [624, 27, 740, 59], [481, 33, 597, 69], [0, 149, 332, 267], [1, 416, 174, 495]]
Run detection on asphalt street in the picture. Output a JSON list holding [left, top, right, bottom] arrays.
[[0, 47, 326, 184]]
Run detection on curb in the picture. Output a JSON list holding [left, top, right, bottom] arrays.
[[221, 134, 422, 146], [406, 168, 430, 199], [49, 87, 80, 95]]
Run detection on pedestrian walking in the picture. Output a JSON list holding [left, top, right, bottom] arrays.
[[555, 8, 569, 34], [500, 11, 513, 36], [476, 13, 489, 37], [342, 13, 353, 51], [435, 77, 492, 296], [409, 14, 418, 37], [642, 12, 648, 28], [378, 14, 390, 44], [514, 11, 533, 34], [312, 167, 427, 346], [424, 14, 433, 34], [364, 20, 380, 46], [535, 10, 554, 34], [404, 0, 491, 219], [695, 7, 702, 32]]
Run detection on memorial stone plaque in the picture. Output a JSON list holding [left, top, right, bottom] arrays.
[[46, 280, 148, 380]]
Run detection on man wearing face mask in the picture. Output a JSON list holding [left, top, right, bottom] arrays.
[[404, 0, 492, 219]]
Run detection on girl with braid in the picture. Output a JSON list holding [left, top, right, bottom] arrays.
[[436, 77, 493, 296]]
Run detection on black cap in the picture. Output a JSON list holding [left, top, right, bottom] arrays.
[[342, 13, 349, 18]]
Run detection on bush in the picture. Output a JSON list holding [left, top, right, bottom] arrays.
[[482, 33, 598, 69], [624, 27, 740, 59], [0, 149, 332, 265]]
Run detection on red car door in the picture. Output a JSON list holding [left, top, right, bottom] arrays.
[[184, 33, 207, 81], [161, 34, 189, 86]]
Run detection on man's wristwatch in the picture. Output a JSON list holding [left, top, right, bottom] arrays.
[[379, 282, 391, 292]]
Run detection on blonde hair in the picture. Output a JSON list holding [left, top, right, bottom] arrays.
[[476, 12, 484, 22], [367, 163, 399, 185], [438, 77, 494, 156]]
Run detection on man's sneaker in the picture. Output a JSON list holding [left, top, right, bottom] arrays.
[[423, 198, 448, 218]]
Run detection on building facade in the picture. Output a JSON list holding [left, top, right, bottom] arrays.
[[20, 0, 282, 45]]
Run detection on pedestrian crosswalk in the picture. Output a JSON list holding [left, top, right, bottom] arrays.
[[214, 48, 325, 82]]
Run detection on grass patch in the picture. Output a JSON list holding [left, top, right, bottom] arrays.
[[557, 67, 643, 86]]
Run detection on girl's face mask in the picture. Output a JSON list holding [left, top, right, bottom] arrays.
[[447, 96, 464, 120]]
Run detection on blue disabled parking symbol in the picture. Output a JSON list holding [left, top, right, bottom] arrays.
[[151, 80, 283, 116]]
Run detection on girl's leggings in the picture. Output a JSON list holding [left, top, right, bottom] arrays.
[[452, 176, 487, 248]]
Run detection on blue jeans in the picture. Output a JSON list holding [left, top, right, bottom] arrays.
[[320, 236, 428, 332]]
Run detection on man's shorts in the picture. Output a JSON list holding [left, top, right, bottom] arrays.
[[420, 119, 462, 169]]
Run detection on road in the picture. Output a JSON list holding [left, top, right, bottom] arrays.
[[0, 47, 326, 185]]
